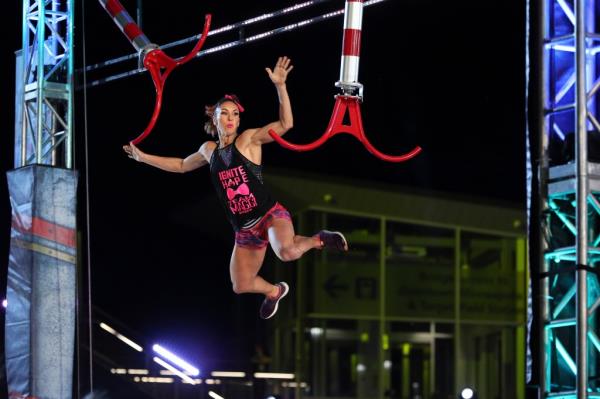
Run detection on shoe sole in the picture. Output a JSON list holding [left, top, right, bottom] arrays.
[[322, 230, 348, 251], [263, 282, 289, 320]]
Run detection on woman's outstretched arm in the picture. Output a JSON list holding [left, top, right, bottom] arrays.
[[123, 141, 215, 173]]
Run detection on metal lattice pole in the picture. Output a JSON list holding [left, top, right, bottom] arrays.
[[18, 0, 74, 168], [575, 0, 589, 396], [539, 0, 600, 397]]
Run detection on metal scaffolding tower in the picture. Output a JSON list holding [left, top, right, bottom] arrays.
[[5, 1, 77, 397], [538, 0, 600, 397], [17, 0, 74, 168]]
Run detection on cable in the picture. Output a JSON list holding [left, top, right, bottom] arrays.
[[80, 0, 94, 393]]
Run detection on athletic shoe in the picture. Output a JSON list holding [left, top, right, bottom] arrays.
[[260, 282, 290, 319], [318, 230, 348, 251]]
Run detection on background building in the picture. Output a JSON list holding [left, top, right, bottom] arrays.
[[264, 171, 527, 399]]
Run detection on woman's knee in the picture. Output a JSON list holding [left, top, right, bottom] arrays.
[[232, 278, 253, 294], [276, 246, 299, 262]]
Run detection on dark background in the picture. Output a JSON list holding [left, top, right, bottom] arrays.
[[1, 0, 526, 375]]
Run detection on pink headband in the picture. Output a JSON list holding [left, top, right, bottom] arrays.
[[223, 94, 245, 112]]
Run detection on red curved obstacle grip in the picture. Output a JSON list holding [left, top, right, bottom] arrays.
[[130, 14, 212, 145], [268, 95, 422, 163]]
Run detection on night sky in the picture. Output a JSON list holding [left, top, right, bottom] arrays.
[[1, 0, 526, 373]]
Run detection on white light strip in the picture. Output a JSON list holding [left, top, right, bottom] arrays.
[[159, 370, 197, 376], [208, 391, 225, 399], [127, 369, 149, 375], [254, 372, 295, 379], [99, 322, 116, 334], [153, 357, 197, 385], [183, 378, 204, 384], [116, 335, 143, 352], [110, 368, 127, 374], [134, 376, 174, 384], [99, 322, 143, 352], [243, 13, 274, 25], [282, 382, 308, 388], [211, 371, 246, 378], [152, 344, 199, 376]]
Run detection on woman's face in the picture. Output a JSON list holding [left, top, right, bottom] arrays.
[[214, 101, 241, 137]]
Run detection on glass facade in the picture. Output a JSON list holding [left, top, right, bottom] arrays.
[[271, 209, 527, 399]]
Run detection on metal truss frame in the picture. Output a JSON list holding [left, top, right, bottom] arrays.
[[18, 0, 74, 168], [541, 0, 600, 397]]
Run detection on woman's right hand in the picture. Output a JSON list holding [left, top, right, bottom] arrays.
[[123, 142, 144, 162]]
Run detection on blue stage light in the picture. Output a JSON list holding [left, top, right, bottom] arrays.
[[152, 343, 200, 376]]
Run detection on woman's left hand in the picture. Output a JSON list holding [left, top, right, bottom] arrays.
[[123, 142, 144, 162], [266, 56, 294, 86]]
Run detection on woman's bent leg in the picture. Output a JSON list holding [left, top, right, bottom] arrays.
[[268, 218, 322, 262]]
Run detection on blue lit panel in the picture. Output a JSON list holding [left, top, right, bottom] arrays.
[[541, 0, 600, 396], [551, 0, 575, 37]]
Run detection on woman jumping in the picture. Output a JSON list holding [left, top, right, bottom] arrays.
[[123, 56, 348, 319]]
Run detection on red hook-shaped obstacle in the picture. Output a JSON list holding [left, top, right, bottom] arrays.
[[268, 95, 422, 162], [130, 14, 212, 145]]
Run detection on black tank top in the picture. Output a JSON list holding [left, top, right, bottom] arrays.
[[209, 134, 276, 231]]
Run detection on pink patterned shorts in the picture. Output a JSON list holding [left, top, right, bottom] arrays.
[[235, 203, 292, 249]]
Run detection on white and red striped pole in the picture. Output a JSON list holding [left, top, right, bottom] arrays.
[[98, 0, 156, 53], [337, 0, 364, 97]]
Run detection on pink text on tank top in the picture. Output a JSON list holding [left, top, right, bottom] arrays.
[[218, 165, 248, 188], [219, 165, 257, 214]]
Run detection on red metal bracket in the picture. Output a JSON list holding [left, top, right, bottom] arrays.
[[130, 14, 212, 145], [268, 95, 422, 162]]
